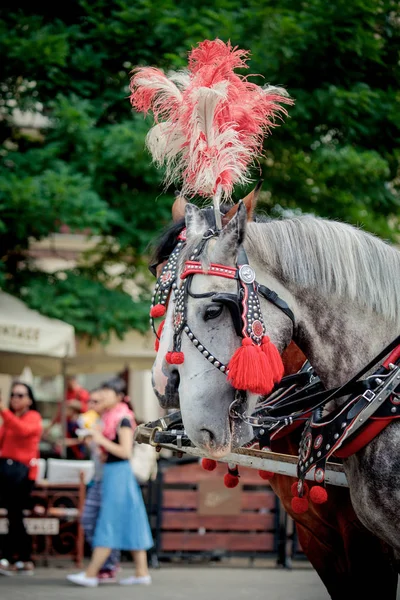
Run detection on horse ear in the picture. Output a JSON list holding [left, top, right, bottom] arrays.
[[222, 179, 263, 225], [185, 203, 208, 238], [211, 202, 247, 265], [172, 192, 188, 223]]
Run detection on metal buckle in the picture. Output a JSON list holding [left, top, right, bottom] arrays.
[[202, 229, 217, 240], [362, 389, 375, 402], [149, 427, 162, 447]]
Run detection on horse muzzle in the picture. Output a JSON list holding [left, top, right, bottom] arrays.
[[152, 369, 180, 409]]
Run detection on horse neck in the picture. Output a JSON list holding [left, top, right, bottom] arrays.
[[252, 256, 397, 389], [245, 220, 399, 388], [290, 290, 396, 388]]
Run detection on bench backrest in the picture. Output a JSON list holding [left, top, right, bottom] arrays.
[[46, 459, 94, 485], [157, 461, 278, 557]]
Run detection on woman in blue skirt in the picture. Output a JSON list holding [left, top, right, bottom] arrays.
[[67, 377, 153, 588]]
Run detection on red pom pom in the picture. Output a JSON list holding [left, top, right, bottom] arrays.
[[309, 486, 328, 504], [154, 320, 165, 352], [150, 304, 166, 318], [291, 481, 299, 497], [224, 472, 240, 488], [201, 458, 217, 471], [261, 336, 285, 384], [166, 351, 184, 364], [291, 496, 309, 514], [227, 338, 274, 395], [291, 481, 309, 497], [258, 470, 274, 480]]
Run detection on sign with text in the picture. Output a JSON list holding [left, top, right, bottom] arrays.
[[0, 518, 59, 535], [198, 478, 241, 516]]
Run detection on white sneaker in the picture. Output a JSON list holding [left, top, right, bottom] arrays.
[[14, 561, 34, 575], [119, 574, 152, 586], [0, 559, 14, 576], [67, 572, 98, 587]]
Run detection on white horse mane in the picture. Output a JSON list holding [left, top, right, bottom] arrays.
[[245, 216, 400, 324]]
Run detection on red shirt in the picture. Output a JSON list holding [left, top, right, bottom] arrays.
[[66, 387, 90, 413], [0, 409, 42, 480]]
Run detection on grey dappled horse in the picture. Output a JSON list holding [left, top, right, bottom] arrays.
[[153, 202, 400, 565]]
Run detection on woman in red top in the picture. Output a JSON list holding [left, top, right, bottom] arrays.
[[0, 382, 42, 575]]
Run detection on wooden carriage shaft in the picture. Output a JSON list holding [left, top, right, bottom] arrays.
[[135, 426, 348, 488]]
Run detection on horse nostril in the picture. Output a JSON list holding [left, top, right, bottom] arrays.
[[168, 370, 180, 394], [200, 428, 215, 445]]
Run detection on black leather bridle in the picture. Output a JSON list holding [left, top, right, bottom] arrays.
[[152, 226, 295, 379]]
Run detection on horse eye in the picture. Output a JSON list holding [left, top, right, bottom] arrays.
[[204, 304, 223, 321]]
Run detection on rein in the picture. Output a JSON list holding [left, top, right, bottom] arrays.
[[262, 334, 400, 423]]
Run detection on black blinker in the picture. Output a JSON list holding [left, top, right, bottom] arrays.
[[212, 293, 243, 337]]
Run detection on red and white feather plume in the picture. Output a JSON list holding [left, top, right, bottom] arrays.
[[130, 39, 293, 201]]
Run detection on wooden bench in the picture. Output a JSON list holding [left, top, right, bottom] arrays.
[[153, 460, 278, 561], [0, 472, 86, 566]]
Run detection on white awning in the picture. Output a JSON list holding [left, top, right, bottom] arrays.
[[0, 291, 75, 376]]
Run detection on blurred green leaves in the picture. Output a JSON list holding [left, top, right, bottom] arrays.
[[0, 0, 399, 341]]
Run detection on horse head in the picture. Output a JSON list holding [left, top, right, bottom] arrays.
[[151, 189, 294, 457]]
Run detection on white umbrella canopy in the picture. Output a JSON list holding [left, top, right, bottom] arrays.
[[0, 291, 76, 376]]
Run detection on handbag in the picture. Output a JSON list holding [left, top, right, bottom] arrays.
[[130, 443, 157, 484], [0, 457, 29, 485]]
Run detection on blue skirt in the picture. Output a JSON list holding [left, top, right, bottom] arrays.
[[93, 460, 153, 551]]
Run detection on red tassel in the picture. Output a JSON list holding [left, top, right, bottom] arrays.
[[291, 481, 309, 498], [261, 336, 284, 384], [258, 470, 274, 480], [224, 465, 240, 488], [166, 351, 184, 364], [154, 320, 165, 352], [309, 486, 328, 504], [291, 496, 309, 514], [201, 458, 217, 471], [150, 304, 166, 318], [291, 479, 310, 513], [224, 472, 240, 488], [227, 338, 274, 395]]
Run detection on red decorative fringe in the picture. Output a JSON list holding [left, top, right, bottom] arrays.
[[154, 320, 165, 352], [166, 351, 185, 365], [201, 458, 217, 471], [309, 486, 328, 504], [261, 336, 285, 384], [258, 470, 274, 480], [150, 304, 166, 318], [227, 338, 274, 395]]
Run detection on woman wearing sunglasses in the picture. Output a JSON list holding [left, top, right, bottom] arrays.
[[0, 382, 42, 576]]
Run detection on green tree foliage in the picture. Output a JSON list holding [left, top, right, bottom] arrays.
[[0, 0, 399, 340]]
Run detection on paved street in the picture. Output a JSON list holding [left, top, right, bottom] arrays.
[[2, 562, 400, 600], [0, 563, 329, 600], [0, 563, 332, 600]]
